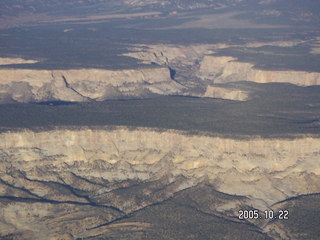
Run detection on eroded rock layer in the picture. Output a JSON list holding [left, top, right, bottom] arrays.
[[1, 128, 319, 204], [0, 128, 319, 239], [199, 55, 320, 86], [1, 41, 320, 104], [0, 67, 182, 103]]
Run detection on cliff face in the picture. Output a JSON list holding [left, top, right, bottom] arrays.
[[1, 128, 319, 207], [203, 85, 249, 101], [1, 43, 319, 103], [1, 124, 319, 239], [0, 67, 182, 103], [124, 44, 320, 95], [199, 55, 320, 86]]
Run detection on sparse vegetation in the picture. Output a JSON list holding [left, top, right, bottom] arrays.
[[0, 82, 320, 137]]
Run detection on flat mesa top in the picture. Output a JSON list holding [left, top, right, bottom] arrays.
[[0, 81, 320, 138]]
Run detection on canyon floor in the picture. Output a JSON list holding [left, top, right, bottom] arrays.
[[1, 1, 320, 240]]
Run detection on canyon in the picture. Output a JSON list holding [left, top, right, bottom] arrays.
[[1, 41, 320, 103], [0, 41, 320, 239], [1, 1, 320, 238]]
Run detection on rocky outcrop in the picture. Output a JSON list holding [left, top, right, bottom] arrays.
[[199, 55, 320, 86], [0, 67, 183, 103], [123, 44, 217, 66], [123, 44, 217, 89], [124, 44, 320, 89], [203, 85, 249, 101], [1, 127, 320, 239], [1, 127, 319, 208], [0, 57, 38, 65], [2, 42, 318, 103]]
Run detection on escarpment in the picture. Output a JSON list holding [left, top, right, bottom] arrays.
[[1, 49, 320, 239], [199, 55, 320, 86], [0, 67, 183, 103], [1, 127, 319, 239], [124, 44, 320, 89], [1, 127, 319, 207], [203, 85, 249, 101], [1, 42, 320, 104]]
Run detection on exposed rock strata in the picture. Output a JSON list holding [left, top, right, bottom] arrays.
[[125, 44, 320, 91], [199, 55, 320, 86], [1, 127, 319, 207], [0, 67, 182, 103], [1, 127, 319, 239], [1, 41, 318, 103], [203, 85, 249, 101]]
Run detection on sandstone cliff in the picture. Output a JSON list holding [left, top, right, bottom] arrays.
[[203, 85, 249, 101], [123, 44, 320, 101], [199, 55, 320, 86], [1, 127, 320, 239], [0, 67, 182, 103], [1, 127, 319, 207], [1, 42, 318, 104]]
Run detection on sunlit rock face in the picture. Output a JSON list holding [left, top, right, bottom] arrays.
[[199, 55, 320, 86], [1, 127, 320, 204], [1, 43, 320, 104], [123, 44, 320, 90], [203, 85, 249, 101], [0, 67, 182, 103], [0, 127, 319, 239]]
